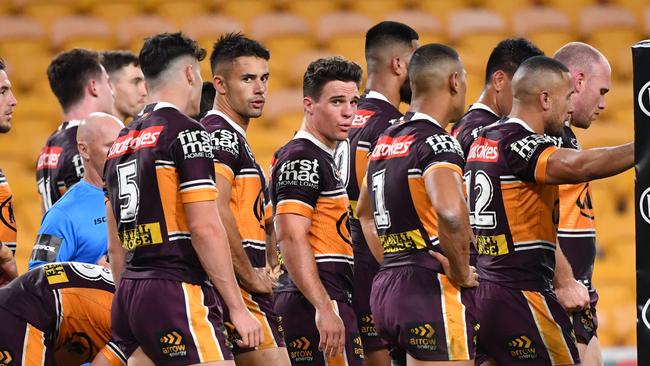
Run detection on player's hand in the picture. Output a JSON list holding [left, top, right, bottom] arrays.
[[241, 268, 274, 295], [555, 279, 589, 312], [315, 304, 346, 359], [429, 250, 478, 288], [229, 307, 263, 348]]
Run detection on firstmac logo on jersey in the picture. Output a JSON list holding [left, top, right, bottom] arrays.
[[178, 129, 213, 159], [108, 126, 163, 158], [37, 146, 63, 169], [211, 129, 239, 157], [425, 134, 464, 158], [468, 137, 499, 162], [370, 135, 415, 160], [277, 159, 319, 189], [351, 109, 375, 128], [510, 134, 551, 161]]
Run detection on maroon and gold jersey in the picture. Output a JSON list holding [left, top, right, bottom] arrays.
[[451, 103, 500, 157], [0, 168, 16, 254], [104, 102, 218, 285], [36, 121, 85, 210], [335, 91, 402, 263], [366, 112, 466, 272], [465, 118, 559, 291], [0, 262, 125, 365], [201, 110, 267, 268], [270, 130, 353, 302], [548, 124, 596, 291]]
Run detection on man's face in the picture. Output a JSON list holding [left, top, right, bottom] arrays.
[[109, 63, 146, 119], [0, 70, 17, 133], [545, 72, 575, 137], [570, 60, 611, 129], [398, 39, 419, 104], [87, 121, 122, 176], [309, 80, 359, 144], [220, 56, 269, 120], [97, 65, 115, 114]]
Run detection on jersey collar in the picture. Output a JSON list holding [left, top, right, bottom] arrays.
[[205, 110, 247, 137], [365, 90, 390, 103], [468, 102, 498, 117], [293, 130, 334, 156], [58, 119, 81, 131], [409, 112, 442, 128], [153, 101, 182, 112], [505, 117, 536, 133]]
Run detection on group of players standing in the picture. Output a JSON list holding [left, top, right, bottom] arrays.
[[0, 17, 635, 366]]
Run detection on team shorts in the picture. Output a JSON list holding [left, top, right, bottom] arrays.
[[111, 278, 233, 365], [370, 266, 477, 362], [474, 281, 580, 365], [274, 292, 364, 366], [570, 288, 599, 344], [221, 287, 286, 355], [0, 308, 54, 365], [353, 257, 384, 351]]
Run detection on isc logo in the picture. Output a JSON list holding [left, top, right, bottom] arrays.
[[468, 138, 499, 162], [351, 109, 375, 128]]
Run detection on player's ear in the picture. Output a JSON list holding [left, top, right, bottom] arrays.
[[213, 74, 226, 95], [184, 64, 197, 87], [540, 91, 551, 110], [303, 96, 314, 115], [492, 70, 506, 92], [391, 56, 404, 76], [573, 72, 585, 93], [77, 141, 90, 161], [88, 78, 99, 97], [449, 72, 460, 95]]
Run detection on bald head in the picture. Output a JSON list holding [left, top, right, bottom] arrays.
[[553, 42, 608, 75], [77, 112, 124, 185]]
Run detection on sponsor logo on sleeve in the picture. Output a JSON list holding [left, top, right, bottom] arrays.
[[370, 135, 415, 160], [467, 138, 499, 162], [30, 234, 63, 263], [177, 129, 213, 160], [210, 129, 240, 157], [108, 126, 164, 158], [351, 109, 375, 128], [509, 134, 552, 161], [425, 134, 464, 158], [276, 159, 320, 189], [37, 146, 63, 170]]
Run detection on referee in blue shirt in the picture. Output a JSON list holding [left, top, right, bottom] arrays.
[[29, 112, 124, 269]]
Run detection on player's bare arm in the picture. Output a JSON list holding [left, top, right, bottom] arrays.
[[554, 245, 589, 311], [184, 199, 263, 348], [275, 213, 346, 358], [425, 166, 478, 288], [106, 201, 126, 287], [264, 216, 281, 279], [356, 179, 384, 263], [215, 173, 273, 294], [544, 142, 633, 185], [0, 245, 17, 285]]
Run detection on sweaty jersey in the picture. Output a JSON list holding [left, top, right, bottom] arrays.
[[104, 102, 218, 285], [452, 102, 500, 157], [465, 118, 559, 291], [335, 91, 402, 263], [36, 120, 84, 210], [29, 180, 108, 269], [201, 110, 267, 268], [270, 130, 354, 302], [0, 168, 16, 253], [549, 124, 597, 291], [366, 112, 466, 272], [0, 262, 124, 365]]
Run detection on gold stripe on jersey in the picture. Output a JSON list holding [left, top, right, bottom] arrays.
[[24, 323, 46, 365], [354, 148, 369, 198], [439, 274, 470, 361], [276, 200, 314, 219], [423, 162, 463, 178], [558, 183, 595, 234], [534, 146, 558, 183], [501, 181, 557, 246], [523, 291, 575, 365], [182, 283, 225, 362], [214, 163, 235, 184]]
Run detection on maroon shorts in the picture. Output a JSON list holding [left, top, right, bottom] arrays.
[[570, 289, 598, 344], [370, 266, 477, 362], [474, 281, 580, 365], [274, 292, 364, 366], [221, 288, 286, 355], [352, 257, 385, 351], [0, 308, 54, 366], [111, 278, 233, 365]]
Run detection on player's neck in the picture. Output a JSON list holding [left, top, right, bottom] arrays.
[[82, 169, 103, 189], [410, 95, 450, 129], [509, 107, 544, 135], [301, 121, 336, 152], [214, 99, 250, 131], [63, 100, 101, 121], [146, 89, 191, 116], [476, 88, 501, 116], [112, 107, 128, 124], [365, 74, 401, 109]]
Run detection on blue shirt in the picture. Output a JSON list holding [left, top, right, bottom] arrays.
[[29, 180, 107, 269]]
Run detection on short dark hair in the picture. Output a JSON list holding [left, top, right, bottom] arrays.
[[303, 56, 362, 100], [518, 55, 569, 76], [139, 32, 206, 81], [197, 81, 216, 121], [47, 48, 103, 112], [485, 38, 544, 84], [101, 50, 139, 76], [0, 58, 5, 71], [408, 43, 461, 91], [210, 32, 270, 75], [365, 21, 419, 58]]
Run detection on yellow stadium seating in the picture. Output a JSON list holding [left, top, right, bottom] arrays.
[[219, 0, 278, 29], [91, 2, 144, 28], [155, 0, 210, 28], [316, 11, 374, 66], [51, 15, 114, 52], [115, 15, 175, 53], [384, 10, 445, 45], [512, 6, 575, 55], [345, 0, 405, 22], [283, 0, 341, 26]]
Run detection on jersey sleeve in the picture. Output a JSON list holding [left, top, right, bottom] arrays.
[[29, 208, 75, 269], [96, 340, 127, 366], [272, 154, 321, 220], [209, 128, 243, 184], [418, 132, 465, 177], [504, 132, 558, 183], [170, 122, 219, 204]]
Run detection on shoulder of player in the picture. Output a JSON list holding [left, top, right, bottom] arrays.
[[199, 113, 231, 133], [274, 138, 323, 162]]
